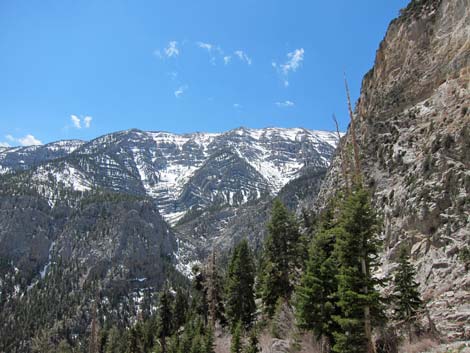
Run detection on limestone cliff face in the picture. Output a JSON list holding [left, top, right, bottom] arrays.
[[318, 0, 469, 339]]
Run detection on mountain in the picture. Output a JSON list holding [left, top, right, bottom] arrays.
[[0, 127, 338, 224], [0, 126, 338, 351], [316, 0, 469, 340]]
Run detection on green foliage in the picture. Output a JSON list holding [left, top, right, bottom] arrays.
[[332, 187, 384, 353], [392, 246, 422, 339], [231, 321, 243, 353], [244, 329, 260, 353], [157, 288, 174, 353], [261, 199, 301, 316], [225, 239, 256, 329], [295, 206, 340, 345]]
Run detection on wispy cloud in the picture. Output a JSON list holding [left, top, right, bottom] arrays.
[[223, 56, 232, 65], [155, 41, 180, 59], [2, 134, 42, 146], [233, 103, 242, 109], [174, 85, 188, 98], [273, 48, 305, 87], [84, 116, 92, 128], [275, 100, 295, 108], [70, 114, 92, 129], [234, 50, 252, 65], [196, 41, 224, 65], [19, 134, 42, 146], [71, 115, 81, 129]]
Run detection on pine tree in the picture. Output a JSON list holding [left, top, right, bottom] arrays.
[[332, 188, 383, 353], [261, 199, 301, 316], [230, 322, 243, 353], [295, 224, 340, 349], [392, 246, 422, 342], [203, 325, 215, 353], [126, 326, 143, 353], [157, 288, 174, 353], [173, 288, 189, 332], [225, 239, 256, 329], [244, 330, 260, 353], [192, 265, 209, 324], [104, 326, 120, 353]]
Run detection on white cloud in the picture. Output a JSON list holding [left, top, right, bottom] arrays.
[[164, 41, 179, 57], [155, 41, 179, 59], [273, 48, 305, 87], [84, 116, 92, 128], [2, 134, 43, 147], [275, 100, 295, 107], [71, 115, 81, 129], [233, 103, 242, 109], [223, 56, 231, 65], [197, 42, 214, 52], [71, 114, 92, 129], [196, 41, 224, 65], [18, 134, 42, 146], [174, 85, 188, 98], [234, 50, 252, 65]]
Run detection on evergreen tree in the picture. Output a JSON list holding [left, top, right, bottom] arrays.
[[157, 288, 174, 353], [392, 246, 422, 342], [244, 330, 260, 353], [203, 325, 215, 353], [126, 326, 143, 353], [261, 199, 301, 316], [225, 239, 256, 329], [104, 326, 121, 353], [295, 224, 340, 348], [173, 288, 189, 331], [332, 188, 383, 353], [230, 322, 243, 353], [192, 265, 209, 324]]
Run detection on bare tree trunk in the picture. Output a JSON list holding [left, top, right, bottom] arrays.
[[333, 113, 350, 193]]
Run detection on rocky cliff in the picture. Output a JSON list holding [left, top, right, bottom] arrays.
[[318, 0, 469, 339]]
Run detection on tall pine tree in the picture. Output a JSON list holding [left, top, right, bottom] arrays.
[[261, 199, 300, 316], [392, 246, 422, 342], [332, 187, 383, 353], [156, 288, 174, 353], [295, 220, 341, 350], [226, 239, 256, 329]]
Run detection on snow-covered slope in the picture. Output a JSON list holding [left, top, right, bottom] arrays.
[[0, 127, 339, 224]]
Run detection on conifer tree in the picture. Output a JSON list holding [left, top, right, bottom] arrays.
[[126, 326, 143, 353], [173, 288, 189, 331], [295, 223, 340, 349], [230, 322, 243, 353], [203, 325, 216, 353], [104, 326, 120, 353], [261, 199, 300, 316], [332, 188, 383, 353], [244, 330, 260, 353], [392, 246, 422, 342], [225, 239, 256, 329], [157, 288, 174, 353]]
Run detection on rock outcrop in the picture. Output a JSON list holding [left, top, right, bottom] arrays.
[[318, 0, 469, 339]]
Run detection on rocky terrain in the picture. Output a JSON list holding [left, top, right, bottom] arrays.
[[0, 127, 338, 350], [317, 0, 469, 340]]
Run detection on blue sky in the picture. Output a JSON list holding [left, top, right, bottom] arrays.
[[0, 0, 409, 146]]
